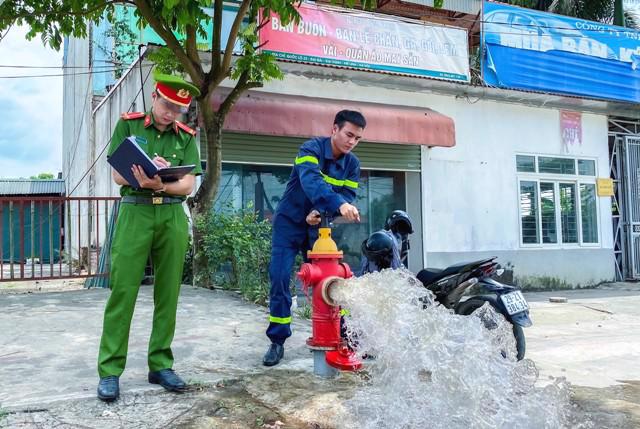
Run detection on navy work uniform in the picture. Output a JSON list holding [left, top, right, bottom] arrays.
[[267, 136, 360, 345]]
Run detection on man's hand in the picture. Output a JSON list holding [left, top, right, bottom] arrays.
[[131, 165, 164, 191], [339, 203, 360, 222], [152, 156, 171, 168], [306, 210, 321, 226]]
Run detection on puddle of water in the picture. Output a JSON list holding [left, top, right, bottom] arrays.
[[331, 269, 592, 429]]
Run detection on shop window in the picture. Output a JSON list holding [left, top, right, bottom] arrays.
[[519, 181, 539, 244], [213, 165, 242, 212], [213, 164, 407, 268], [578, 159, 596, 176], [580, 184, 598, 243], [538, 156, 576, 175], [333, 171, 406, 267], [517, 155, 599, 246], [516, 155, 535, 173], [559, 183, 578, 244], [539, 182, 557, 244], [241, 166, 291, 222]]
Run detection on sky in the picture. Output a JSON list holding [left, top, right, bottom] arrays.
[[0, 25, 63, 179]]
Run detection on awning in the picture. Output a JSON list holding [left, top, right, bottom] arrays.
[[211, 91, 455, 147]]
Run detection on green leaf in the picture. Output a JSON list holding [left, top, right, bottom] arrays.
[[165, 0, 181, 11]]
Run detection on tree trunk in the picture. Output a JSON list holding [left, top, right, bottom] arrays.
[[191, 94, 224, 287], [614, 0, 625, 26]]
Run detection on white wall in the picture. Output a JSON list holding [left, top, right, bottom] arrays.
[[92, 59, 154, 199], [422, 101, 611, 253], [79, 60, 614, 285], [62, 36, 92, 262], [259, 70, 614, 285], [62, 40, 152, 259]]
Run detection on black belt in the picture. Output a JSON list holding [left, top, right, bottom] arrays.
[[121, 196, 184, 205]]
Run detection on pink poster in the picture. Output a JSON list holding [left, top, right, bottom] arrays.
[[560, 110, 582, 146]]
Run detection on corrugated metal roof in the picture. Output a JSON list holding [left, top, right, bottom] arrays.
[[402, 0, 481, 15], [0, 179, 66, 196]]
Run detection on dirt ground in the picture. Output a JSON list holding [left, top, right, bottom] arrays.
[[0, 278, 85, 294]]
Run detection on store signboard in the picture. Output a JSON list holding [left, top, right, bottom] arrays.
[[260, 3, 470, 82]]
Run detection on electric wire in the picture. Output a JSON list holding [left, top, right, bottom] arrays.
[[67, 64, 153, 197], [0, 63, 153, 79]]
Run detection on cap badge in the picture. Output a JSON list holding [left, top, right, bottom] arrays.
[[177, 89, 190, 98]]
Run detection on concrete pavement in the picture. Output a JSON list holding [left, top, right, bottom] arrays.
[[0, 286, 314, 409], [525, 283, 640, 389], [0, 283, 639, 427]]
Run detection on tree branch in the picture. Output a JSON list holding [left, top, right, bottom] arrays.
[[212, 0, 223, 73], [133, 0, 204, 87], [220, 0, 252, 77], [217, 71, 262, 119], [185, 24, 199, 65], [256, 16, 270, 31]]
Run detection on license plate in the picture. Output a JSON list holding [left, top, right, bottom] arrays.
[[500, 291, 529, 315]]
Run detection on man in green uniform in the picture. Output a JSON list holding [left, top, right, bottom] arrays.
[[97, 73, 202, 402]]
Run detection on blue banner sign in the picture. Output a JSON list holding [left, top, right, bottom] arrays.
[[482, 1, 640, 103]]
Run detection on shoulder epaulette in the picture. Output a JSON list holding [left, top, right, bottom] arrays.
[[121, 112, 146, 120], [175, 121, 197, 136]]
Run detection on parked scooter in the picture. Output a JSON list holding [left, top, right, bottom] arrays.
[[416, 257, 531, 360], [360, 210, 532, 360]]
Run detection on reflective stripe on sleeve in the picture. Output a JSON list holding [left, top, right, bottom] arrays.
[[344, 180, 359, 189], [321, 172, 344, 187], [295, 156, 319, 165], [320, 174, 359, 189]]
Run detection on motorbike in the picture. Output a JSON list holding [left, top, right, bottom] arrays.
[[359, 210, 531, 361], [416, 257, 531, 360]]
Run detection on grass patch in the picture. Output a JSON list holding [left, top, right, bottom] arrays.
[[294, 303, 312, 320]]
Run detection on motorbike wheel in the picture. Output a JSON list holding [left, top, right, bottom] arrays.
[[456, 298, 526, 361]]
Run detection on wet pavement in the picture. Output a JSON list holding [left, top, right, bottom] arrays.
[[0, 283, 639, 428]]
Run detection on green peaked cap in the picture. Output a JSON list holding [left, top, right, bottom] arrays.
[[153, 71, 201, 97]]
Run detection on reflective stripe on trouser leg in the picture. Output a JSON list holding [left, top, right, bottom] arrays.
[[266, 245, 298, 345]]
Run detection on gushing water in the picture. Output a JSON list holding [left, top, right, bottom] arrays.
[[331, 269, 591, 429]]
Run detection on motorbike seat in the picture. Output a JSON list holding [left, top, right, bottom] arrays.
[[416, 268, 443, 285], [416, 257, 496, 286]]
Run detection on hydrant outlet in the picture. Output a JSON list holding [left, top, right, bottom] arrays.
[[297, 263, 322, 285], [320, 276, 345, 307]]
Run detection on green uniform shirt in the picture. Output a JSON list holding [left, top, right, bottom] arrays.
[[107, 112, 203, 198]]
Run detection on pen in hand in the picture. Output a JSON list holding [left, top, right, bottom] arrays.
[[152, 153, 171, 168]]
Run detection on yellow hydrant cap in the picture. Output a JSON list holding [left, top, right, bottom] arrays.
[[308, 227, 342, 256]]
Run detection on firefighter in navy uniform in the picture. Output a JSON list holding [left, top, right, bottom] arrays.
[[263, 110, 367, 366], [96, 73, 202, 402]]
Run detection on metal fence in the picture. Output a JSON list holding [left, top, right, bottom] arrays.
[[0, 196, 120, 282]]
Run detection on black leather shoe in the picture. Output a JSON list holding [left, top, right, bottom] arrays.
[[97, 375, 120, 402], [262, 343, 284, 366], [148, 369, 187, 392]]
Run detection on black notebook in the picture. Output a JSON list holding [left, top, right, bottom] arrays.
[[107, 136, 195, 188]]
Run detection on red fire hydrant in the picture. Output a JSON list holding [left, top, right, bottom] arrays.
[[297, 219, 362, 375]]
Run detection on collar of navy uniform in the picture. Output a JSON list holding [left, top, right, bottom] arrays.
[[323, 137, 347, 169]]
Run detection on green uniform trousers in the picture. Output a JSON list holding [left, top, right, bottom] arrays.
[[98, 202, 189, 378]]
